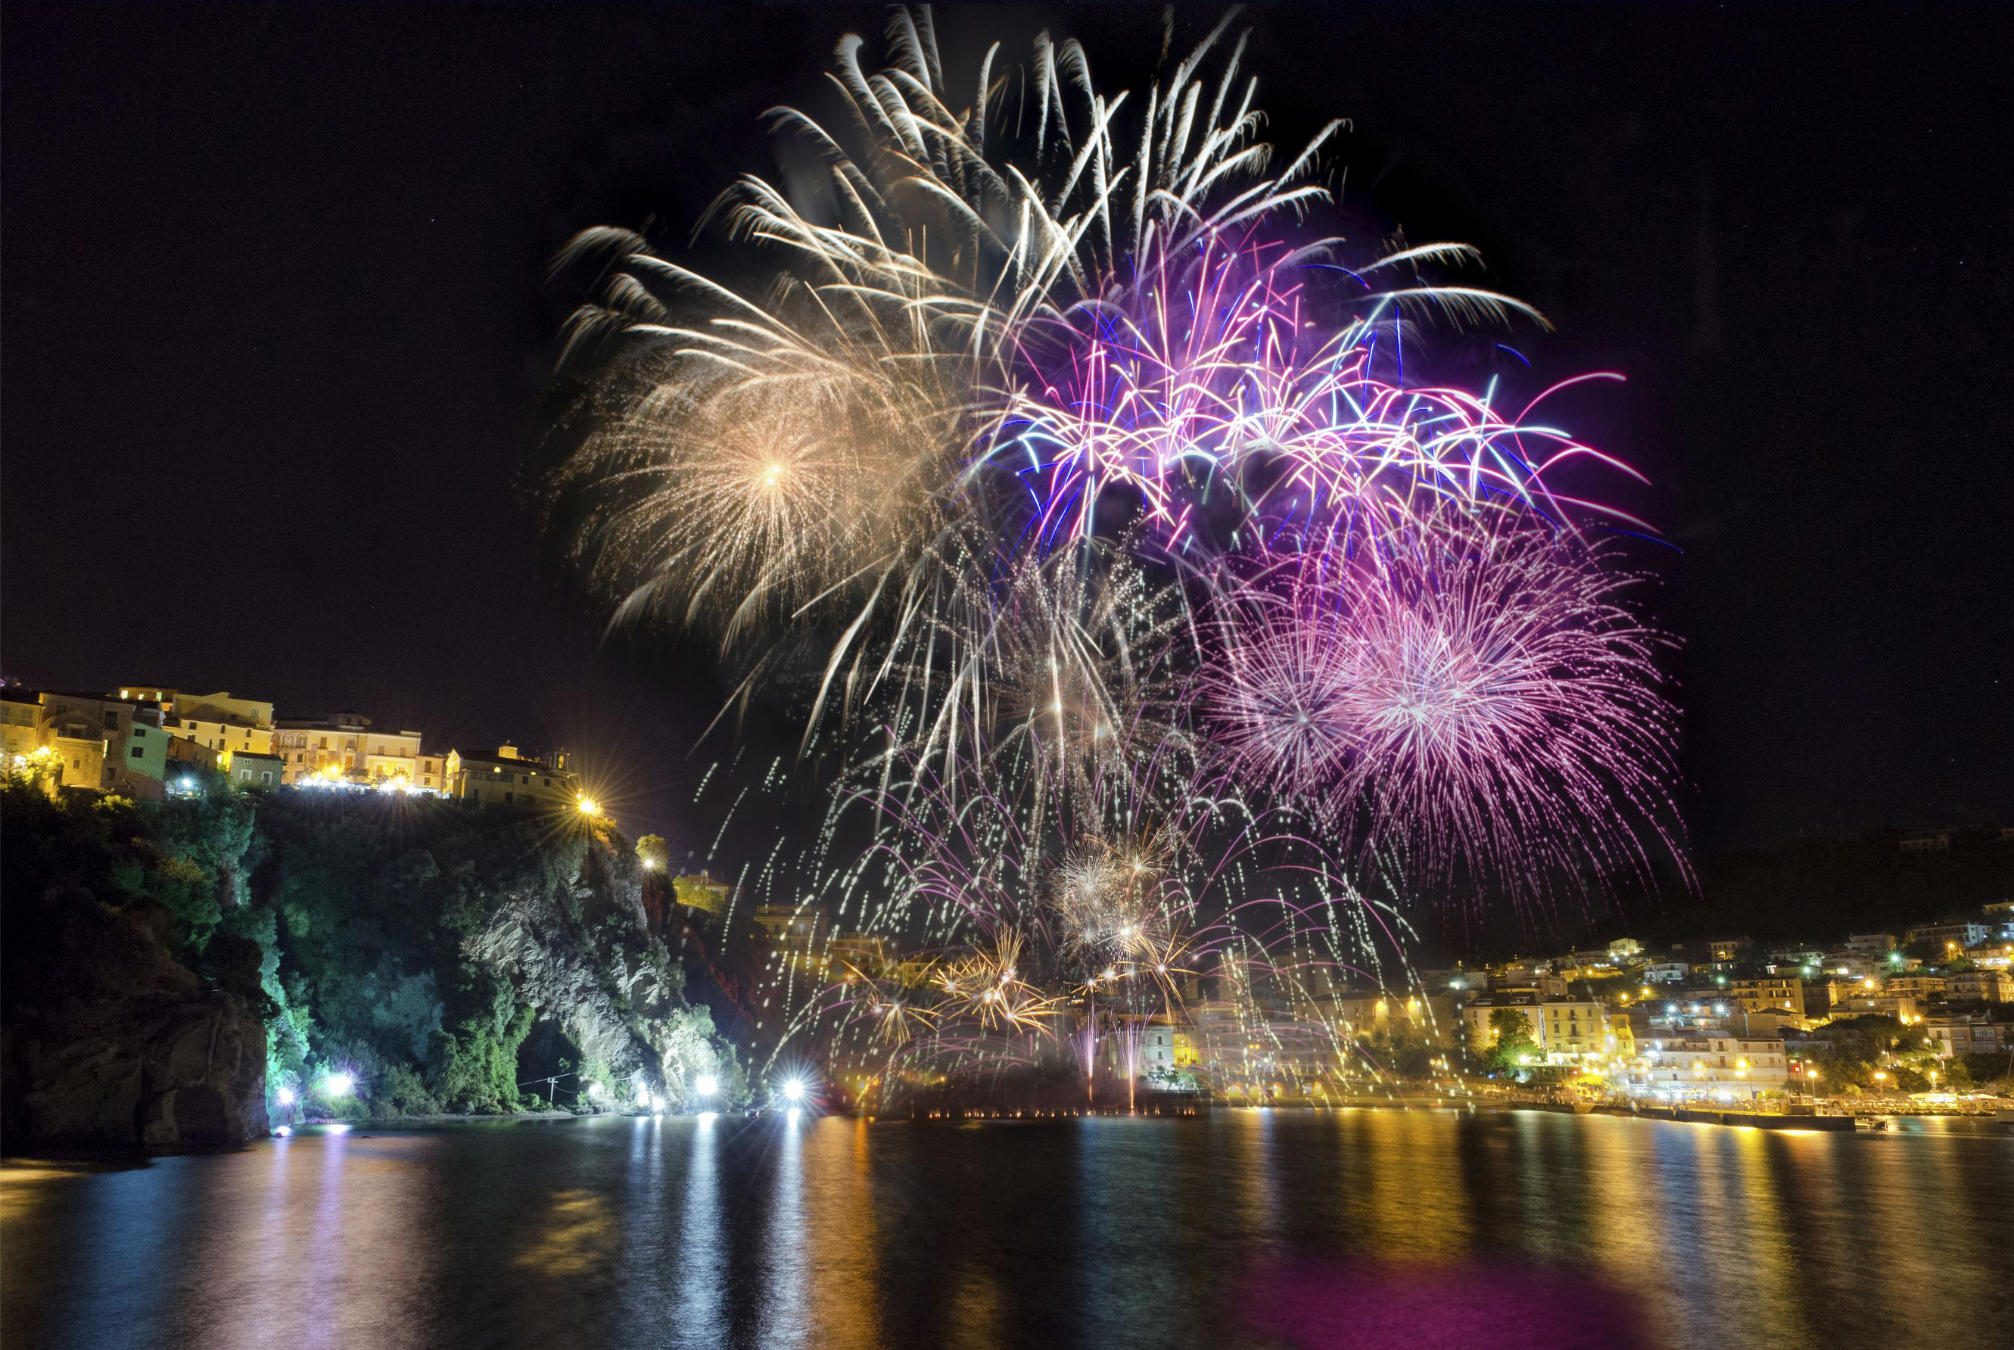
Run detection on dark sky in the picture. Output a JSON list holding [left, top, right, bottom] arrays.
[[5, 2, 2009, 858]]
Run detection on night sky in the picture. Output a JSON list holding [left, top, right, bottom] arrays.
[[5, 3, 2009, 859]]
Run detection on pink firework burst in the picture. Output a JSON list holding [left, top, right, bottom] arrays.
[[1207, 519, 1685, 897], [1200, 551, 1362, 798]]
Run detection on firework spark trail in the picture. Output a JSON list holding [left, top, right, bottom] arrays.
[[545, 9, 1691, 1106]]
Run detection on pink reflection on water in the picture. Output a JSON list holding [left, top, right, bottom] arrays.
[[1242, 1257, 1652, 1350]]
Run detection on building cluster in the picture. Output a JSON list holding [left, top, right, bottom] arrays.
[[689, 889, 2014, 1105], [1450, 901, 2014, 1102], [1, 682, 589, 814]]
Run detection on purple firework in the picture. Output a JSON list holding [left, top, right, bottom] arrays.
[[1206, 519, 1685, 898]]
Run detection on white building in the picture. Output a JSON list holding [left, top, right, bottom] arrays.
[[1632, 1033, 1789, 1100], [1923, 1013, 2009, 1058]]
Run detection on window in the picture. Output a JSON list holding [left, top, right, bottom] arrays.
[[103, 710, 118, 729], [318, 737, 328, 749], [130, 744, 144, 758]]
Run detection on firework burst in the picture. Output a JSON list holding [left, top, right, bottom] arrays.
[[547, 8, 1691, 1104]]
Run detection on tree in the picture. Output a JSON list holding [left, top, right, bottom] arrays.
[[636, 834, 669, 873], [1482, 1007, 1542, 1076]]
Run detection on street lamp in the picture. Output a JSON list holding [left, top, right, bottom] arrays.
[[781, 1078, 806, 1102]]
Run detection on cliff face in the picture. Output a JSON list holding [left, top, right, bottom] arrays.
[[2, 784, 750, 1152], [2, 886, 269, 1153], [465, 841, 742, 1101]]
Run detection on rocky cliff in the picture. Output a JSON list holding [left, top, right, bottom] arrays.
[[2, 882, 269, 1153], [2, 783, 750, 1152], [462, 836, 743, 1101]]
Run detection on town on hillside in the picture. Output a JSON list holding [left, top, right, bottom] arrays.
[[1, 682, 589, 812]]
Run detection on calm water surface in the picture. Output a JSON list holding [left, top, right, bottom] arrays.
[[4, 1111, 2009, 1350]]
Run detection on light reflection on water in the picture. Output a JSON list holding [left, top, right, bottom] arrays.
[[2, 1112, 2008, 1350]]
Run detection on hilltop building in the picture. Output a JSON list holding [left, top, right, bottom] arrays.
[[277, 712, 444, 789], [5, 690, 172, 799], [444, 745, 579, 808]]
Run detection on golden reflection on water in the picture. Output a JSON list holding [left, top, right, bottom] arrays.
[[797, 1116, 884, 1350], [516, 1187, 617, 1276], [1227, 1107, 1282, 1246], [0, 1164, 92, 1224], [944, 1262, 1006, 1350], [1725, 1127, 1809, 1347], [1356, 1110, 1470, 1256], [1584, 1115, 1679, 1341]]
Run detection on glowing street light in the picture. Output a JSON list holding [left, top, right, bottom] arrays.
[[325, 1072, 354, 1097], [695, 1074, 719, 1098], [781, 1078, 806, 1102], [276, 1087, 296, 1106]]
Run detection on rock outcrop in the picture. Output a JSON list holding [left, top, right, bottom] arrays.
[[465, 845, 740, 1101], [3, 887, 269, 1153]]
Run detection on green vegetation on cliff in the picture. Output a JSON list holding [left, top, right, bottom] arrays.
[[2, 780, 747, 1150]]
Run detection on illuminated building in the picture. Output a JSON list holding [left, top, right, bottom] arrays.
[[443, 744, 579, 808], [1728, 976, 1805, 1015], [1904, 921, 1990, 951], [1464, 994, 1617, 1066], [1838, 933, 1897, 961], [275, 711, 437, 786], [671, 872, 731, 920], [11, 691, 172, 799], [171, 716, 274, 759], [149, 689, 277, 761], [1140, 1016, 1200, 1072], [1945, 969, 2012, 1004], [1882, 974, 1946, 1001], [1833, 992, 1920, 1022], [1632, 1032, 1788, 1099], [1319, 990, 1461, 1046], [170, 690, 274, 728], [225, 749, 285, 789], [164, 735, 220, 774], [115, 684, 179, 712], [1536, 999, 1612, 1063], [1, 688, 40, 759], [1922, 1012, 2010, 1058]]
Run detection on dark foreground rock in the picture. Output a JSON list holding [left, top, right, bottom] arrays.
[[3, 885, 268, 1154]]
